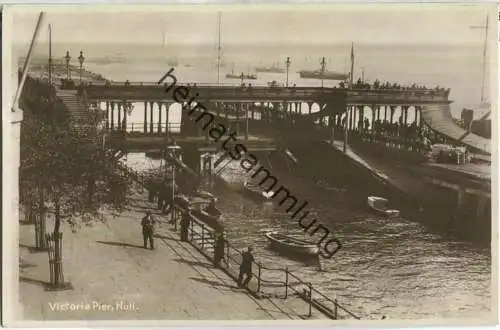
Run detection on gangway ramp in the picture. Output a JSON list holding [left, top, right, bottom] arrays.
[[420, 104, 491, 155]]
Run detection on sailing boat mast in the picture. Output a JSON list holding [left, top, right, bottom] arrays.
[[471, 14, 489, 103], [216, 12, 222, 86], [480, 15, 488, 103]]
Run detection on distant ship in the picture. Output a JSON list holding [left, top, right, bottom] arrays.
[[226, 64, 257, 80], [167, 58, 178, 67], [226, 72, 257, 80], [298, 70, 349, 81], [255, 62, 285, 74]]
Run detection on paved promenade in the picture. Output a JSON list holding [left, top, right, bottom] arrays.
[[19, 187, 322, 321]]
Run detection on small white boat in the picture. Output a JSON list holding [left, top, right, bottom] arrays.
[[243, 180, 274, 203], [367, 196, 400, 217], [265, 231, 319, 256]]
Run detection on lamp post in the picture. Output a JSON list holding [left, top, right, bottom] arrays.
[[64, 51, 71, 80], [78, 51, 85, 84], [285, 56, 291, 88], [166, 143, 182, 227], [320, 57, 327, 88]]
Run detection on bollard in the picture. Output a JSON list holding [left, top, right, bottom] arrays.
[[334, 298, 338, 319], [284, 267, 289, 299], [257, 263, 262, 293], [180, 212, 189, 242]]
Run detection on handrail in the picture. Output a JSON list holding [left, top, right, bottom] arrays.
[[168, 197, 361, 319], [84, 81, 449, 97], [115, 160, 363, 319]]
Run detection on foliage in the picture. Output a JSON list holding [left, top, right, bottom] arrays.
[[19, 75, 131, 230]]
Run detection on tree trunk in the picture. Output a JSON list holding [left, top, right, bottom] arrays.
[[38, 185, 47, 249], [53, 197, 63, 286], [87, 176, 95, 208]]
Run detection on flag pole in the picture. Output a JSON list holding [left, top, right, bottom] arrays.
[[344, 43, 354, 153], [13, 12, 45, 111]]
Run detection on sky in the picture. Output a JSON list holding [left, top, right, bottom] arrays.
[[10, 4, 494, 46]]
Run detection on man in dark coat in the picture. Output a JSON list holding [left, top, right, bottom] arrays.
[[238, 246, 254, 288], [141, 211, 156, 250]]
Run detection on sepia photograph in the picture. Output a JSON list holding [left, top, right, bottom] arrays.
[[2, 3, 497, 325]]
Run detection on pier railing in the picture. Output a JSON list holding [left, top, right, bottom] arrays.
[[114, 159, 362, 319], [168, 204, 361, 320]]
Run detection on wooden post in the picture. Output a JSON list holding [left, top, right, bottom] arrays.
[[144, 101, 148, 134], [105, 102, 109, 129], [257, 262, 262, 292], [149, 102, 154, 135], [111, 102, 115, 130], [201, 225, 205, 249], [284, 267, 289, 299], [308, 282, 313, 317], [190, 216, 194, 241], [158, 102, 162, 134]]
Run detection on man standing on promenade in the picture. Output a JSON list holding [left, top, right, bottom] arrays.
[[141, 211, 156, 250], [238, 246, 254, 288]]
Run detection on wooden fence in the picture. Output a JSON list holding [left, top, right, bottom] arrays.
[[45, 232, 65, 287]]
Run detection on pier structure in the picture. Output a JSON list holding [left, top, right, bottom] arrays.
[[62, 80, 490, 236], [81, 82, 452, 145]]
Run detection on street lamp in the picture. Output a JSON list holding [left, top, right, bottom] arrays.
[[320, 57, 327, 88], [78, 51, 85, 84], [64, 51, 71, 80], [166, 143, 182, 228], [285, 56, 291, 88]]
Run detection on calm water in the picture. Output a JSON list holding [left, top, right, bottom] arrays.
[[124, 153, 491, 320]]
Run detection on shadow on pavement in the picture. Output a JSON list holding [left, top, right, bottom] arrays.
[[20, 276, 51, 288], [19, 244, 48, 253], [95, 240, 144, 249], [154, 233, 182, 242], [189, 277, 240, 290], [173, 258, 214, 268]]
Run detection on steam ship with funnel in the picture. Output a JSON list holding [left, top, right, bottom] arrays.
[[255, 62, 285, 74], [298, 69, 349, 80]]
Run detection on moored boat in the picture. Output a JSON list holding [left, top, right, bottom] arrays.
[[367, 196, 400, 217], [191, 205, 224, 232], [243, 180, 274, 203], [265, 231, 319, 256]]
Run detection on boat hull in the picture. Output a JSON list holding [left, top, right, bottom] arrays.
[[265, 232, 319, 256], [255, 68, 285, 74], [299, 71, 348, 80], [367, 196, 400, 217], [243, 184, 273, 204]]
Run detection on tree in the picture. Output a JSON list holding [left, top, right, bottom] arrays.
[[19, 75, 131, 287]]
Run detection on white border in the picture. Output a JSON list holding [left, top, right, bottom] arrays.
[[2, 2, 499, 327]]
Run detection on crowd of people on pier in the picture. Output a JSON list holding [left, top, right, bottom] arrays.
[[338, 78, 450, 95], [347, 115, 447, 153]]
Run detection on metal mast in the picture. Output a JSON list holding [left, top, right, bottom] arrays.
[[471, 14, 489, 103], [344, 43, 354, 153], [216, 12, 222, 86], [48, 24, 52, 86]]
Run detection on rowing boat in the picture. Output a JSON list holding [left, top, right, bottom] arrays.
[[367, 196, 400, 217], [243, 180, 274, 204], [265, 231, 319, 256]]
